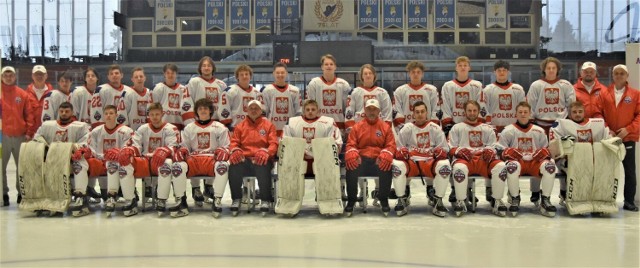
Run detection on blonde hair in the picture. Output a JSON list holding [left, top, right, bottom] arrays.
[[359, 64, 377, 84]]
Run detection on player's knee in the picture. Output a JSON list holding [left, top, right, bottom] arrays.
[[158, 163, 172, 177], [171, 163, 185, 177], [541, 161, 557, 175], [107, 162, 119, 175], [118, 166, 130, 178], [215, 161, 229, 176], [505, 161, 519, 174], [436, 162, 452, 178]]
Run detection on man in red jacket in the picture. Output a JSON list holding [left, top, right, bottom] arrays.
[[1, 66, 36, 206], [26, 65, 53, 135], [344, 99, 396, 216], [573, 62, 606, 118], [594, 64, 640, 212], [228, 100, 278, 216]]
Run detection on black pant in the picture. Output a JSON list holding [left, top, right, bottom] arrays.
[[622, 141, 637, 202], [229, 159, 273, 201], [346, 157, 392, 207]]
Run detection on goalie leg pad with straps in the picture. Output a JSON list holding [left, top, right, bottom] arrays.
[[566, 143, 594, 215], [312, 137, 343, 215], [591, 142, 620, 214], [43, 143, 74, 213], [18, 142, 46, 212], [275, 137, 307, 215]]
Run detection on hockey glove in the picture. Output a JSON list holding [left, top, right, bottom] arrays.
[[254, 149, 270, 166], [482, 148, 497, 162], [118, 147, 136, 166], [173, 146, 190, 162], [214, 147, 231, 162], [104, 148, 121, 162], [395, 147, 410, 160], [502, 148, 523, 161], [151, 147, 172, 171], [454, 147, 472, 161], [377, 150, 394, 171], [432, 147, 448, 161], [229, 149, 245, 165], [345, 149, 361, 170], [533, 148, 551, 161]]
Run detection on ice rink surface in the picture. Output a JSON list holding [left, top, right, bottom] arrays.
[[1, 157, 638, 267]]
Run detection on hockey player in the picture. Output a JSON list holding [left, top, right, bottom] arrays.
[[171, 98, 231, 217], [71, 67, 100, 125], [41, 72, 73, 122], [527, 57, 576, 133], [218, 64, 262, 129], [345, 64, 392, 130], [391, 101, 450, 217], [26, 65, 53, 134], [261, 62, 302, 137], [117, 67, 152, 131], [305, 54, 351, 131], [441, 56, 484, 134], [494, 102, 557, 217], [448, 100, 507, 217], [90, 64, 133, 129], [392, 61, 440, 131], [344, 99, 396, 216], [150, 63, 195, 130], [118, 103, 182, 217], [72, 105, 134, 216], [32, 101, 90, 216], [481, 60, 526, 133], [186, 56, 227, 120], [573, 62, 605, 119], [228, 100, 278, 216]]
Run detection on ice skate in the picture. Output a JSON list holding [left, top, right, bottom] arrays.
[[203, 185, 214, 204], [426, 186, 436, 206], [156, 199, 167, 216], [432, 197, 448, 218], [104, 193, 117, 217], [122, 199, 139, 217], [448, 187, 456, 203], [485, 187, 494, 203], [530, 191, 541, 206], [192, 187, 204, 207], [371, 189, 380, 207], [86, 187, 102, 204], [169, 196, 189, 218], [70, 192, 90, 217], [491, 199, 507, 217], [558, 190, 566, 207], [508, 194, 521, 217], [260, 201, 271, 217], [540, 196, 557, 217], [344, 202, 355, 217], [211, 197, 222, 218], [381, 205, 390, 217], [394, 196, 409, 217], [230, 199, 241, 216], [143, 186, 153, 204], [453, 200, 467, 217]]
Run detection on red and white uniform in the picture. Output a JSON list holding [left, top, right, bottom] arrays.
[[150, 82, 195, 130], [392, 83, 440, 127], [549, 118, 609, 143], [344, 86, 392, 128], [283, 115, 343, 173], [527, 79, 576, 130], [90, 83, 132, 128], [41, 90, 71, 122], [261, 83, 302, 136], [481, 82, 526, 132], [440, 79, 484, 126], [186, 76, 227, 120], [306, 77, 351, 130], [218, 84, 262, 128], [70, 86, 95, 125], [117, 87, 152, 130], [229, 116, 278, 158]]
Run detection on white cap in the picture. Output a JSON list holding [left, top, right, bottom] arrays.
[[581, 61, 596, 70], [247, 99, 263, 110], [1, 66, 15, 73], [365, 99, 380, 109], [32, 65, 47, 74], [612, 64, 628, 74]]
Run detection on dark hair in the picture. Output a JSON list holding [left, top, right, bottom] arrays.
[[148, 102, 163, 112], [131, 66, 145, 75], [57, 71, 72, 82], [274, 62, 288, 70], [412, 101, 427, 111], [83, 67, 100, 85], [103, 104, 117, 113], [163, 63, 178, 73], [493, 60, 510, 71], [515, 101, 531, 111], [198, 56, 216, 75], [194, 98, 214, 114], [59, 101, 73, 111], [107, 64, 122, 74]]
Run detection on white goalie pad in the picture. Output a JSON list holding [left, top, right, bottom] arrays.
[[312, 137, 343, 215], [275, 137, 307, 215], [18, 142, 47, 212], [549, 138, 575, 159], [591, 142, 622, 214], [43, 143, 74, 213], [565, 143, 594, 215]]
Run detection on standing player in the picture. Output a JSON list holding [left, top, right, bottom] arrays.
[[495, 102, 557, 217], [527, 57, 576, 133], [261, 62, 302, 136], [218, 64, 262, 129], [186, 56, 227, 120], [90, 64, 133, 129], [118, 103, 182, 217], [392, 61, 440, 131], [151, 63, 195, 130], [448, 100, 507, 217], [391, 101, 450, 217], [305, 54, 351, 132], [41, 72, 73, 122], [117, 67, 152, 131], [573, 62, 605, 119], [441, 56, 484, 134], [72, 105, 134, 216], [481, 60, 526, 133], [26, 65, 53, 134], [71, 68, 100, 125], [345, 64, 393, 129], [171, 98, 231, 217]]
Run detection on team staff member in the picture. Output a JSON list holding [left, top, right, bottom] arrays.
[[573, 62, 605, 118]]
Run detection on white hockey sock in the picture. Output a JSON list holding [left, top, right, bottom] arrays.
[[490, 162, 507, 200], [157, 175, 172, 200], [391, 160, 407, 197], [213, 161, 229, 198], [452, 163, 469, 201]]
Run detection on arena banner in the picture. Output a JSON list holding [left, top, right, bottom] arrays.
[[486, 0, 507, 29], [155, 0, 175, 32], [230, 0, 251, 31], [205, 0, 226, 31], [359, 0, 379, 30], [303, 0, 355, 31], [279, 0, 300, 27], [434, 0, 455, 29], [255, 0, 275, 30], [383, 0, 403, 29], [407, 0, 427, 29]]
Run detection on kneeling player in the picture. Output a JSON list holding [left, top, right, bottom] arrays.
[[392, 101, 450, 217], [495, 102, 557, 217], [172, 98, 231, 218]]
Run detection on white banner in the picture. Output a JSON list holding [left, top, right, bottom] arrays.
[[626, 43, 640, 204], [486, 0, 507, 29], [155, 0, 176, 31], [303, 0, 355, 31]]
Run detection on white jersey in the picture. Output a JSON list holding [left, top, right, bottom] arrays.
[[132, 123, 181, 157], [70, 86, 95, 125], [527, 79, 576, 124], [393, 83, 440, 125], [550, 118, 610, 143], [150, 82, 195, 130], [481, 82, 526, 129], [305, 76, 351, 129], [345, 86, 392, 128], [441, 79, 484, 125], [181, 120, 231, 155], [218, 84, 262, 128], [117, 87, 152, 131], [86, 124, 134, 159], [261, 83, 302, 135], [283, 115, 343, 158], [41, 90, 71, 122], [495, 123, 548, 157], [448, 121, 497, 150], [90, 83, 132, 128], [34, 120, 90, 144], [397, 122, 449, 154], [186, 76, 227, 120]]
